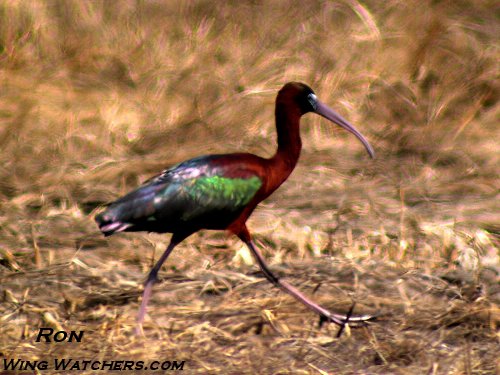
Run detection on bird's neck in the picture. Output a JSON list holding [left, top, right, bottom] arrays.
[[268, 103, 302, 183]]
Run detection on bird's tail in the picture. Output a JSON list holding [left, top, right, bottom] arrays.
[[95, 182, 159, 236], [95, 206, 133, 237]]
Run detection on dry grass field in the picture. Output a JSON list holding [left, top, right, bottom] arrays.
[[0, 1, 499, 373]]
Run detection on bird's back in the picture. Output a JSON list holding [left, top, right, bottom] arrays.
[[95, 154, 264, 236]]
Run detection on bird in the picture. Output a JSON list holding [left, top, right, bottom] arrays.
[[95, 82, 375, 335]]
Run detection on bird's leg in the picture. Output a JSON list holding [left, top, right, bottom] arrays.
[[136, 232, 189, 335], [239, 234, 373, 331]]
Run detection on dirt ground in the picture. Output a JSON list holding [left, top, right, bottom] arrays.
[[0, 1, 498, 374]]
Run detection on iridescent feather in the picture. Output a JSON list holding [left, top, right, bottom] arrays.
[[95, 155, 263, 236]]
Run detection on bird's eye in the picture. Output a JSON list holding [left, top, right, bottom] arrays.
[[307, 93, 318, 111]]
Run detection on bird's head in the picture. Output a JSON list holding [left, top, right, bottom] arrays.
[[278, 82, 375, 158]]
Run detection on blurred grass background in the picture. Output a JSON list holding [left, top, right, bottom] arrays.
[[0, 1, 498, 373]]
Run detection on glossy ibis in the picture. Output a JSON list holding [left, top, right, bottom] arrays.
[[96, 82, 375, 335]]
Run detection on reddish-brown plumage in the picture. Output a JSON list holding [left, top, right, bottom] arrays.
[[225, 84, 315, 237], [228, 82, 373, 240], [96, 82, 375, 335]]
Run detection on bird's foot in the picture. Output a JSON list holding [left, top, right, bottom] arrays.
[[318, 302, 376, 337], [135, 323, 144, 337]]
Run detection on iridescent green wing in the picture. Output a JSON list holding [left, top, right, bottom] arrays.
[[145, 155, 263, 226], [96, 154, 263, 233], [180, 175, 262, 221]]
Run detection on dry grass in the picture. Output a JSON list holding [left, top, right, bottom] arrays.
[[0, 0, 499, 373]]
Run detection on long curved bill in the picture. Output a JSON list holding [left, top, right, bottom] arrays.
[[315, 101, 375, 158]]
